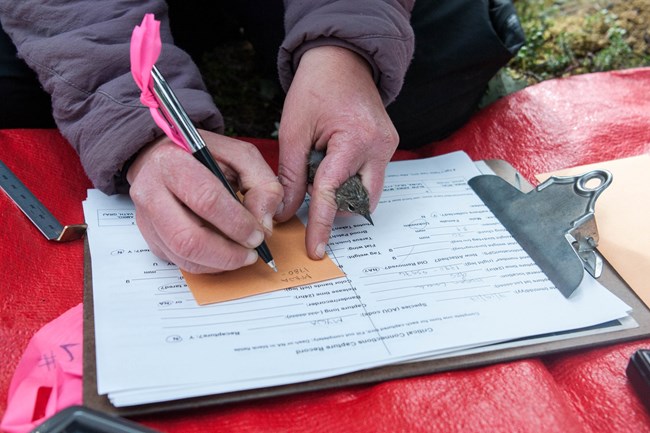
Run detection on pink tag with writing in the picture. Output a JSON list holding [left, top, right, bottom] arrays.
[[1, 304, 83, 433]]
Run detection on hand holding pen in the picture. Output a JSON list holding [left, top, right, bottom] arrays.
[[128, 14, 282, 273]]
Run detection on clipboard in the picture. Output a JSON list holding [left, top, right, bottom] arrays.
[[82, 159, 650, 416]]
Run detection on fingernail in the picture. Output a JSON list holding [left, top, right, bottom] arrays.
[[244, 249, 258, 266], [315, 243, 326, 259], [262, 214, 274, 233], [246, 230, 264, 248]]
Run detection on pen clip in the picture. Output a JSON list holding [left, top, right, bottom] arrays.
[[150, 66, 205, 153], [151, 93, 179, 138]]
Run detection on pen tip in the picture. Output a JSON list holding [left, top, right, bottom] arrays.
[[268, 260, 278, 272]]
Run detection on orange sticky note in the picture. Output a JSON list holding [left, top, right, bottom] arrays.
[[182, 217, 345, 305]]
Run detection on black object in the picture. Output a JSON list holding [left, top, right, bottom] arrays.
[[387, 0, 525, 148], [31, 405, 160, 433], [0, 23, 56, 128], [627, 349, 650, 411]]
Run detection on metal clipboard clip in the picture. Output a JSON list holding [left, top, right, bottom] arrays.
[[468, 169, 613, 298]]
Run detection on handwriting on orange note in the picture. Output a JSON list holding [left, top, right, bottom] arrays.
[[182, 217, 345, 305]]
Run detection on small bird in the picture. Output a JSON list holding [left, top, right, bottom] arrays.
[[308, 149, 374, 225]]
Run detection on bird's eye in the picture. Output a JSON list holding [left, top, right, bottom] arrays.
[[347, 204, 356, 212]]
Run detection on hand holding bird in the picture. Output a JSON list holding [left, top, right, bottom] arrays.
[[307, 149, 373, 225]]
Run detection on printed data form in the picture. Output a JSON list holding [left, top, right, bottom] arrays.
[[83, 151, 631, 407]]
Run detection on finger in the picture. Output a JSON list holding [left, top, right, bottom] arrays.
[[275, 111, 312, 222], [324, 134, 391, 212], [242, 183, 284, 235], [134, 212, 170, 263], [136, 216, 237, 274], [158, 211, 258, 273], [357, 127, 398, 211], [314, 141, 364, 189], [304, 178, 340, 259], [203, 135, 278, 191], [298, 140, 365, 258], [203, 136, 284, 233], [355, 160, 388, 212], [129, 148, 262, 272], [303, 139, 388, 257], [163, 155, 267, 251], [147, 192, 259, 273]]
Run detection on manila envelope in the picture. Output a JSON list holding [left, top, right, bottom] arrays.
[[536, 154, 650, 307]]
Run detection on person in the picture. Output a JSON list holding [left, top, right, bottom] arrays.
[[0, 0, 524, 274]]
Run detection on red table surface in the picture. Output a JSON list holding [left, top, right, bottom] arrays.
[[2, 68, 650, 433]]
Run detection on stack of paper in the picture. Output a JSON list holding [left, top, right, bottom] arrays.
[[83, 151, 632, 407]]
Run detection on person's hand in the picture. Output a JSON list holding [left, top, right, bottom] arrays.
[[275, 45, 399, 259], [126, 130, 284, 273]]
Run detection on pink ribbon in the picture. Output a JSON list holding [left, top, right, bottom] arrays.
[[1, 304, 83, 433], [130, 13, 189, 151]]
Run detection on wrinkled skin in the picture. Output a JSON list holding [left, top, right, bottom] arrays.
[[275, 46, 399, 259], [127, 132, 284, 274], [127, 46, 397, 273]]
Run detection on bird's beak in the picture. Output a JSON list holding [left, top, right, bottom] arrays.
[[363, 213, 374, 225]]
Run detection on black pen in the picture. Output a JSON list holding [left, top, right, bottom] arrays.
[[150, 66, 277, 272]]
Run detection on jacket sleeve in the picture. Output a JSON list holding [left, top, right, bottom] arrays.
[[0, 1, 224, 194], [279, 0, 415, 106]]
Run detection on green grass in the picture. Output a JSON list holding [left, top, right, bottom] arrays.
[[508, 0, 650, 83]]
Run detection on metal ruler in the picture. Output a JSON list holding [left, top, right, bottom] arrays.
[[0, 160, 86, 242]]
